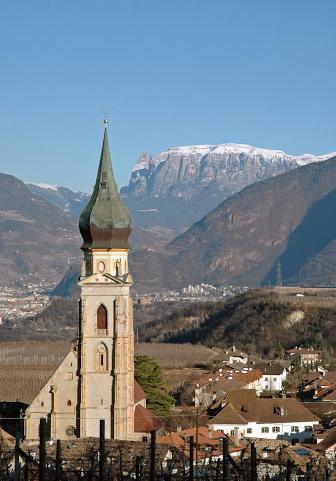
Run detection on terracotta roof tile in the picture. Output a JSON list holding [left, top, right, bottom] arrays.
[[253, 362, 285, 376], [209, 392, 320, 425], [134, 404, 162, 433], [134, 379, 146, 403], [316, 427, 336, 451], [314, 383, 336, 400], [210, 403, 248, 425]]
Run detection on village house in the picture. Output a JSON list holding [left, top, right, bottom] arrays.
[[286, 348, 322, 367], [157, 426, 242, 467], [194, 367, 263, 407], [300, 371, 336, 401], [224, 346, 248, 365], [315, 426, 336, 460], [254, 362, 287, 392], [207, 390, 320, 441], [313, 372, 336, 402]]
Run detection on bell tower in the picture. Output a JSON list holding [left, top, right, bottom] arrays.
[[77, 122, 134, 440]]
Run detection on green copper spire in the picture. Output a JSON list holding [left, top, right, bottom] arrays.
[[79, 127, 132, 250]]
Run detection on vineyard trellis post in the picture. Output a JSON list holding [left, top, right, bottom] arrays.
[[55, 439, 62, 481], [222, 437, 229, 481], [251, 442, 257, 481], [150, 430, 156, 481], [99, 419, 106, 481], [189, 435, 194, 481], [23, 460, 29, 481], [39, 417, 46, 481], [286, 459, 292, 481], [136, 455, 141, 481], [14, 431, 20, 481]]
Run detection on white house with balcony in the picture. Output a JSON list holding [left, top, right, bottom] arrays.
[[208, 390, 319, 441]]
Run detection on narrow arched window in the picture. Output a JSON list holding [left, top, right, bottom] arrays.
[[96, 343, 108, 372], [97, 304, 107, 330]]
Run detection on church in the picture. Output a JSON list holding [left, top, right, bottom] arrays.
[[24, 124, 161, 441]]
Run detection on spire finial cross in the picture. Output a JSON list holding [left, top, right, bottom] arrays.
[[103, 112, 109, 127]]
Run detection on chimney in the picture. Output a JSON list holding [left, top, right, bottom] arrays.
[[177, 426, 182, 432], [234, 427, 239, 447], [233, 345, 236, 352]]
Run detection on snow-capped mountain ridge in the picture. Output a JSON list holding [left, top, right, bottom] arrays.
[[125, 142, 336, 203], [30, 182, 59, 191], [132, 143, 336, 172]]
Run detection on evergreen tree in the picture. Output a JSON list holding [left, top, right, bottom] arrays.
[[134, 355, 175, 418]]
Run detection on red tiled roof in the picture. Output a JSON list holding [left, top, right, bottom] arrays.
[[324, 390, 336, 401], [134, 404, 162, 433], [209, 393, 320, 425], [302, 372, 321, 385], [194, 368, 262, 392], [134, 379, 146, 403], [286, 349, 321, 355], [314, 383, 336, 400], [158, 428, 242, 460], [157, 432, 185, 447], [316, 427, 336, 451], [210, 403, 248, 425], [324, 372, 336, 385], [254, 362, 285, 376]]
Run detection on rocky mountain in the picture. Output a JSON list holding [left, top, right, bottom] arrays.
[[28, 144, 335, 247], [121, 144, 334, 237], [26, 182, 171, 250], [0, 173, 81, 285], [131, 156, 336, 290], [27, 183, 90, 218]]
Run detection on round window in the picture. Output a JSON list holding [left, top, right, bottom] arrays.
[[98, 261, 105, 273], [65, 426, 76, 437]]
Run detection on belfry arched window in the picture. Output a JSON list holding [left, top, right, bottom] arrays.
[[97, 304, 107, 330], [95, 343, 108, 372]]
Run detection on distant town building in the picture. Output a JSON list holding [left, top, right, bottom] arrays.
[[286, 348, 322, 367]]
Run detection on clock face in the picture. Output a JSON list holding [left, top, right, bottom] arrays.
[[98, 261, 105, 273]]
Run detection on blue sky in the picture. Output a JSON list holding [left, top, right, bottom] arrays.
[[0, 0, 335, 191]]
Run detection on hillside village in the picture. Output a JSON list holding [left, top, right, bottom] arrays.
[[158, 344, 336, 477], [2, 337, 336, 478]]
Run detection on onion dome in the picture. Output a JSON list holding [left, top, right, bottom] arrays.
[[79, 127, 132, 250]]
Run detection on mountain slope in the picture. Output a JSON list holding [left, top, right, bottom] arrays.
[[164, 289, 336, 356], [27, 144, 335, 249], [0, 173, 80, 284], [131, 156, 336, 290], [26, 183, 172, 250], [27, 183, 90, 217], [122, 144, 334, 236]]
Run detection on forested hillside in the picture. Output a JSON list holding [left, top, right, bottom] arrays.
[[166, 289, 336, 356], [4, 288, 336, 359]]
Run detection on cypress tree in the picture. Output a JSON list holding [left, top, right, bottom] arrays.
[[134, 355, 175, 418]]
